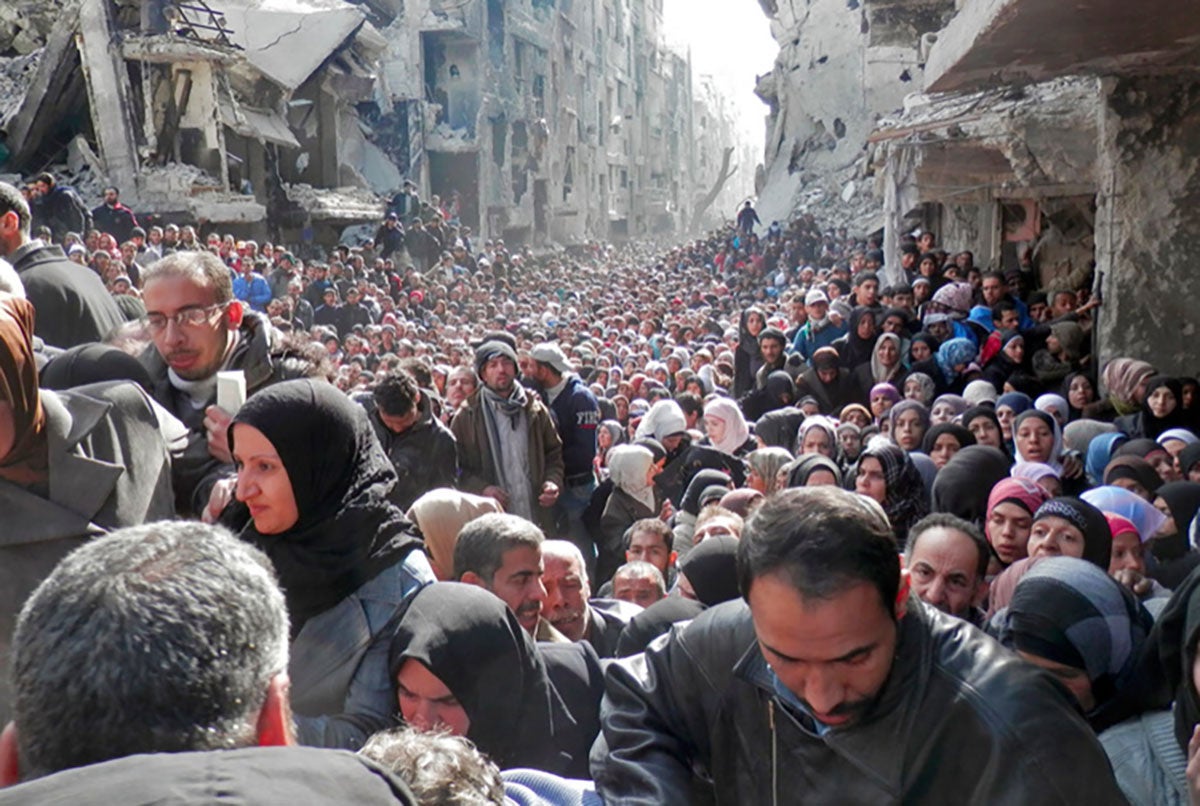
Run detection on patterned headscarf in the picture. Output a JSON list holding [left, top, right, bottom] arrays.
[[859, 442, 929, 548], [935, 338, 977, 384], [1032, 496, 1113, 569]]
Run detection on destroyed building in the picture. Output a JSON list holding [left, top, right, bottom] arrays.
[[0, 0, 746, 246], [755, 0, 1200, 374]]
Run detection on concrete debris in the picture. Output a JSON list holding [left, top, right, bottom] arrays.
[[284, 183, 384, 221], [0, 50, 39, 127]]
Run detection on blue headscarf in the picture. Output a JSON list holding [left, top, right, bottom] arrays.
[[996, 392, 1034, 416], [935, 337, 978, 384], [1085, 432, 1129, 487]]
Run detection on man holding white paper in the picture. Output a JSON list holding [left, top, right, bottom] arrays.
[[138, 251, 325, 516]]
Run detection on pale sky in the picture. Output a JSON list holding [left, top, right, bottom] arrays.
[[662, 0, 777, 146]]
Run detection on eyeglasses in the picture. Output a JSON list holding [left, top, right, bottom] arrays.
[[142, 302, 230, 333]]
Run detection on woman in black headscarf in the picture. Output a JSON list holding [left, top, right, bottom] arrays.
[[962, 405, 1005, 451], [677, 534, 741, 606], [228, 378, 434, 748], [1116, 377, 1190, 440], [931, 445, 1012, 527], [832, 306, 878, 371], [755, 407, 805, 451], [855, 442, 929, 549], [39, 342, 154, 392], [1148, 482, 1200, 589], [923, 422, 976, 470], [388, 583, 601, 777]]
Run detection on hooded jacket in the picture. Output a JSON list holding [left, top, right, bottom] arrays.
[[591, 597, 1125, 805]]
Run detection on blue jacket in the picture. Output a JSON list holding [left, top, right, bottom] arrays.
[[545, 375, 601, 479], [233, 272, 272, 311], [789, 320, 846, 364]]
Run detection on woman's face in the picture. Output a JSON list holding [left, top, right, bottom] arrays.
[[1003, 340, 1025, 365], [968, 417, 1002, 449], [1111, 476, 1151, 501], [855, 456, 887, 503], [1068, 376, 1094, 410], [929, 401, 957, 425], [1148, 385, 1178, 419], [747, 467, 767, 494], [839, 430, 862, 458], [876, 338, 898, 368], [996, 405, 1018, 441], [747, 312, 765, 336], [1148, 491, 1175, 529], [396, 658, 471, 737], [705, 415, 727, 445], [1108, 531, 1145, 577], [1016, 417, 1055, 463], [845, 409, 870, 429], [929, 433, 962, 470], [1027, 516, 1087, 560], [801, 428, 833, 458], [856, 315, 876, 340], [910, 340, 932, 363], [870, 393, 895, 420], [1148, 449, 1180, 483], [233, 424, 300, 535], [987, 502, 1033, 565], [615, 398, 629, 419], [1184, 383, 1198, 409], [893, 410, 925, 451], [1017, 652, 1094, 712], [597, 428, 614, 452]]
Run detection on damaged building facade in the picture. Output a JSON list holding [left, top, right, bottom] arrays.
[[754, 0, 1200, 374], [0, 0, 745, 246]]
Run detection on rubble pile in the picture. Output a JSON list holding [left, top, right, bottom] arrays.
[[0, 50, 39, 128], [0, 0, 59, 55]]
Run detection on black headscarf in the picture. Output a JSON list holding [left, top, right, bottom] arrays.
[[961, 405, 1002, 440], [1181, 443, 1200, 479], [921, 422, 976, 455], [838, 307, 877, 369], [679, 535, 741, 606], [785, 453, 843, 488], [1140, 377, 1190, 439], [387, 583, 558, 771], [1032, 496, 1113, 570], [931, 445, 1012, 526], [1140, 565, 1200, 754], [755, 408, 805, 451], [680, 469, 734, 516], [1103, 455, 1163, 497], [230, 379, 422, 635], [1150, 482, 1200, 576]]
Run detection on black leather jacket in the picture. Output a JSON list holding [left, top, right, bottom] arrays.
[[591, 597, 1127, 805]]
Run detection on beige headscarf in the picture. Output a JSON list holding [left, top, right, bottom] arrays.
[[407, 488, 503, 579]]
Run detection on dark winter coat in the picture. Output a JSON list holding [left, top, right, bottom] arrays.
[[11, 242, 124, 349], [355, 390, 458, 510]]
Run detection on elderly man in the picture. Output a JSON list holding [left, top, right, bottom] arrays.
[[0, 521, 415, 803], [451, 341, 563, 532], [591, 487, 1125, 803], [542, 540, 640, 658], [904, 513, 990, 626], [453, 513, 565, 642], [610, 562, 666, 609], [138, 250, 322, 515]]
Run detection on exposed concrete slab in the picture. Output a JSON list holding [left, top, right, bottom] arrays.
[[77, 0, 139, 194], [216, 0, 365, 91], [926, 0, 1200, 94]]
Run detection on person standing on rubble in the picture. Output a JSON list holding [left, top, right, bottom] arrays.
[[91, 186, 138, 245], [31, 172, 91, 241]]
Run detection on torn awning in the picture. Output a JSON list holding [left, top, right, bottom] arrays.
[[218, 97, 301, 148]]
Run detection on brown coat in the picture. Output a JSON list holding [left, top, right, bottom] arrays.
[[450, 387, 564, 533]]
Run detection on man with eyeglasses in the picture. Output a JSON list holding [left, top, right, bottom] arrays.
[[0, 182, 123, 349], [139, 250, 321, 516]]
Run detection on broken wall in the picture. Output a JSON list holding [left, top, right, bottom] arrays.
[[755, 0, 954, 230], [1095, 73, 1200, 376]]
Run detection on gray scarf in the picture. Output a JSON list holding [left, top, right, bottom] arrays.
[[481, 383, 534, 520]]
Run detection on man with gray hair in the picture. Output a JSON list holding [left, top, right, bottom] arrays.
[[0, 521, 416, 804], [542, 540, 640, 658], [453, 512, 564, 642], [610, 561, 667, 609]]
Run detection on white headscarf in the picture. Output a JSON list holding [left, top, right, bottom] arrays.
[[703, 396, 750, 457], [607, 445, 656, 511], [635, 399, 688, 443]]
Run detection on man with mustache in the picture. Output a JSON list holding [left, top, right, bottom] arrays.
[[453, 513, 567, 643], [139, 251, 321, 516], [591, 486, 1124, 803]]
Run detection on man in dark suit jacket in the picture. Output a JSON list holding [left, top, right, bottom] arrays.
[[0, 182, 123, 349]]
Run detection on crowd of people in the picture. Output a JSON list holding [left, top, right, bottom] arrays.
[[2, 172, 1200, 803]]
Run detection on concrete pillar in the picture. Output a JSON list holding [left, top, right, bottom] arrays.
[[77, 0, 140, 196], [1094, 74, 1200, 376]]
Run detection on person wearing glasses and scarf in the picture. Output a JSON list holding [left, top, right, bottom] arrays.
[[139, 251, 326, 517]]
